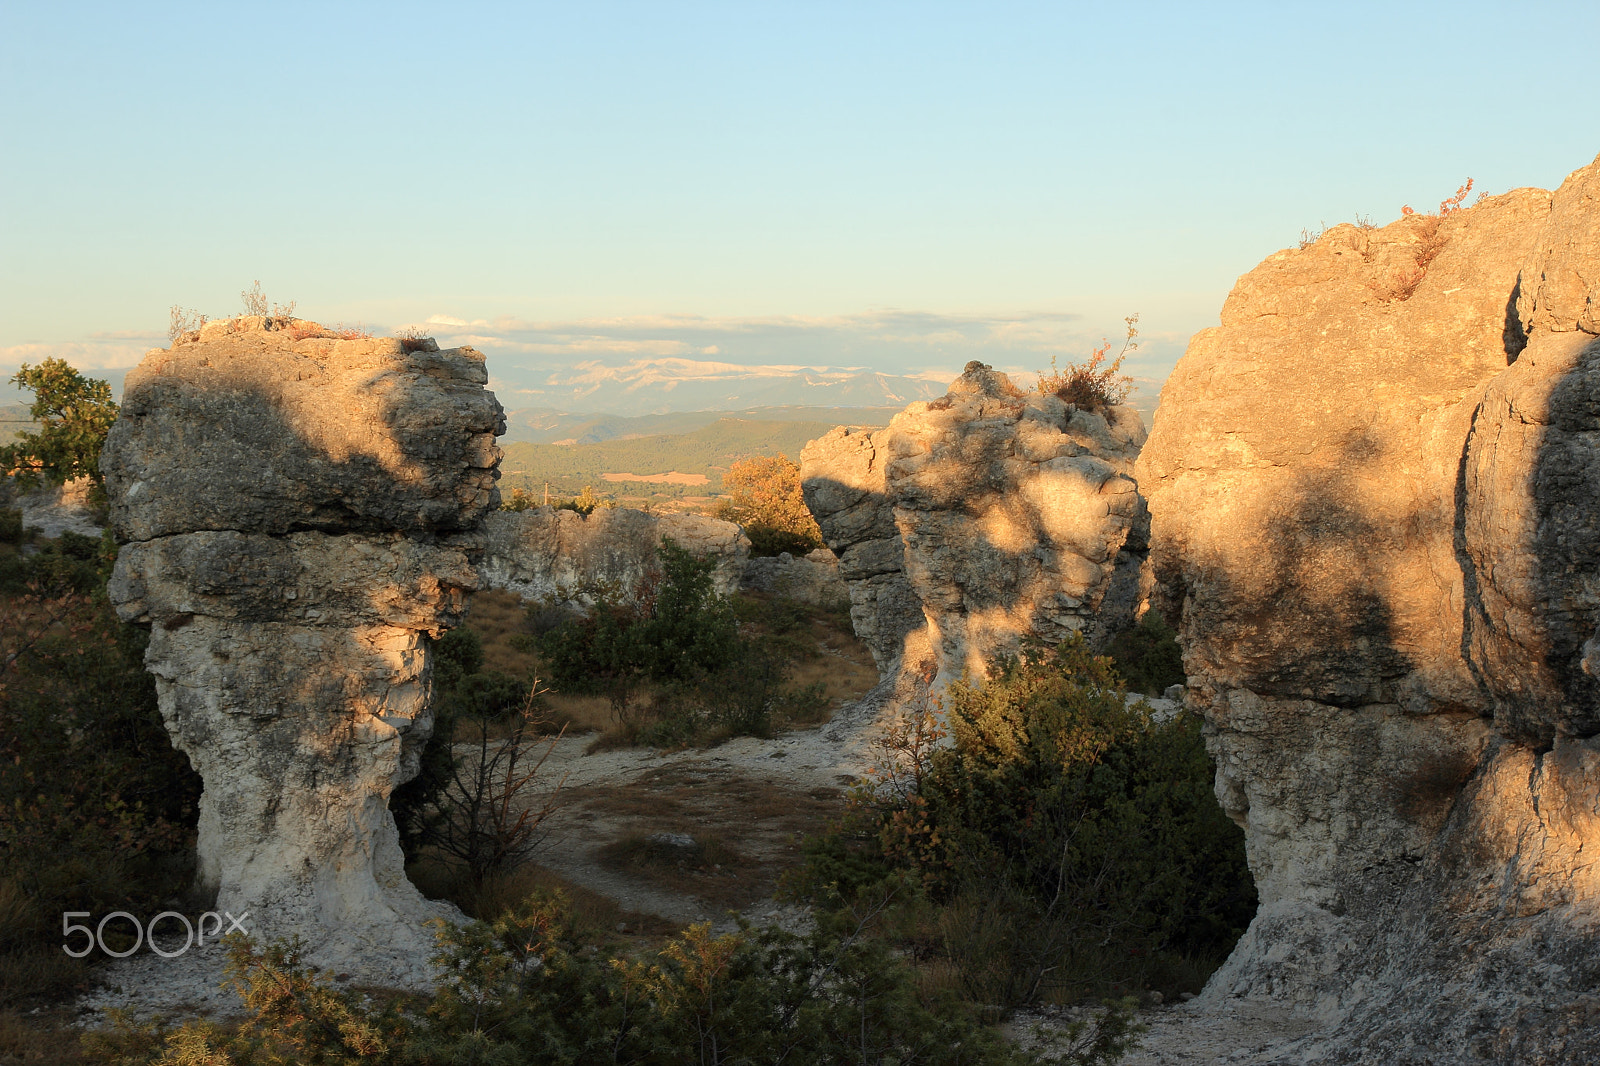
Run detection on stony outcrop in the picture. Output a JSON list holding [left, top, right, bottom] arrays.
[[103, 317, 503, 987], [801, 363, 1148, 697], [1140, 158, 1600, 1063], [478, 507, 749, 608], [7, 476, 104, 538], [479, 507, 850, 612], [739, 547, 850, 607]]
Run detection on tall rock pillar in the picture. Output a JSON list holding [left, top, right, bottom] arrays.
[[102, 317, 503, 984]]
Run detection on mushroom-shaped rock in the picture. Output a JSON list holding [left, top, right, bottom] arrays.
[[102, 318, 504, 988]]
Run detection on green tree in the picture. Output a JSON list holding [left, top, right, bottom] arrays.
[[538, 537, 738, 726], [0, 358, 119, 492]]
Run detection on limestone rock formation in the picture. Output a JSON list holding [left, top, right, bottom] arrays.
[[103, 317, 503, 987], [801, 363, 1148, 698], [1140, 158, 1600, 1062], [739, 547, 850, 607], [478, 507, 749, 608]]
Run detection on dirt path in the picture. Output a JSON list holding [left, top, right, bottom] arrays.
[[525, 724, 873, 929]]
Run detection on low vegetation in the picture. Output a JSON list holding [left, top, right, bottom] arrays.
[[790, 636, 1253, 1009], [0, 524, 202, 1013], [534, 537, 827, 748], [83, 898, 1140, 1065]]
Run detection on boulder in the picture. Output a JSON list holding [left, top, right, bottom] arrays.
[[801, 363, 1148, 699], [1139, 157, 1600, 1062], [103, 317, 503, 988], [104, 324, 502, 541], [477, 507, 749, 608], [738, 548, 851, 608]]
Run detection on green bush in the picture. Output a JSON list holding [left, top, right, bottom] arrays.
[[793, 637, 1253, 1007], [84, 891, 1141, 1065], [537, 538, 832, 747], [0, 586, 202, 1006], [0, 358, 119, 495], [1104, 612, 1184, 697]]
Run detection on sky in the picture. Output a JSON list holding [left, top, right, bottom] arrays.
[[3, 1, 1598, 411]]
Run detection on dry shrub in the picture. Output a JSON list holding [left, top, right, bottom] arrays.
[[715, 455, 823, 557], [396, 325, 435, 353], [1377, 179, 1478, 302], [166, 305, 207, 343], [1037, 315, 1139, 408]]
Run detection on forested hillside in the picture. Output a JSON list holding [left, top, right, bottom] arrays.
[[499, 415, 883, 501]]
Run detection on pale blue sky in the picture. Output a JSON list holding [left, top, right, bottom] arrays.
[[3, 1, 1597, 408]]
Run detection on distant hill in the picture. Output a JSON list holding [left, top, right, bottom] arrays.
[[490, 359, 947, 415], [0, 404, 32, 441], [498, 415, 889, 501], [500, 405, 906, 445]]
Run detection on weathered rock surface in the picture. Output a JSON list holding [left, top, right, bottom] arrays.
[[739, 548, 850, 607], [1140, 157, 1600, 1062], [103, 318, 503, 987], [104, 322, 502, 541], [7, 476, 104, 538], [479, 505, 850, 612], [801, 363, 1148, 696], [478, 507, 749, 607]]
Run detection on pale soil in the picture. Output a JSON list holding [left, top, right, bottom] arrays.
[[600, 471, 709, 485], [515, 724, 876, 929]]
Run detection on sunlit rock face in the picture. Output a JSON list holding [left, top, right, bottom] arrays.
[[1140, 157, 1600, 1063], [103, 318, 504, 988], [799, 363, 1148, 704]]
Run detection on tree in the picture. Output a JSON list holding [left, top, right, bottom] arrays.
[[0, 358, 119, 492], [537, 537, 738, 726], [716, 455, 824, 557]]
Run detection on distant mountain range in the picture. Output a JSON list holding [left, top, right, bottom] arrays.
[[487, 359, 950, 417], [500, 405, 905, 445]]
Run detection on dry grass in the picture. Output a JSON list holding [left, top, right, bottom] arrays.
[[0, 1008, 88, 1065], [563, 766, 844, 910], [463, 590, 615, 734], [596, 833, 759, 911], [1036, 316, 1139, 409]]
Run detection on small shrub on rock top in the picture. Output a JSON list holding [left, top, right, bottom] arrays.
[[1376, 178, 1484, 302], [1036, 317, 1138, 409]]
